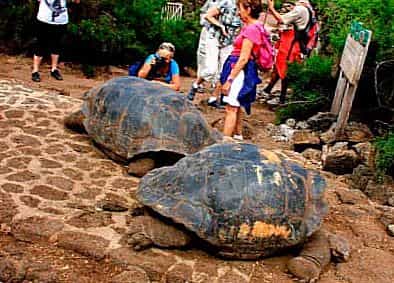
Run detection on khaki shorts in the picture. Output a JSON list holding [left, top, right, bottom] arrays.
[[197, 27, 233, 84]]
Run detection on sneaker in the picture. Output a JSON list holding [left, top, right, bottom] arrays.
[[207, 97, 225, 109], [233, 134, 244, 141], [31, 72, 40, 82], [187, 83, 198, 101], [50, 69, 63, 80]]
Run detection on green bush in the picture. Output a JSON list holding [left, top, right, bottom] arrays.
[[375, 131, 394, 178], [0, 0, 200, 67], [275, 55, 334, 124], [314, 0, 394, 60]]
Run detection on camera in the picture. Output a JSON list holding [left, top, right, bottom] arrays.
[[154, 55, 166, 66]]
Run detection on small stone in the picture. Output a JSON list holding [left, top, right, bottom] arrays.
[[387, 224, 394, 237], [388, 196, 394, 207], [110, 267, 150, 283], [296, 121, 310, 130], [285, 118, 296, 128]]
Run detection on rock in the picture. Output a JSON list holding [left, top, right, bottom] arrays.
[[164, 263, 193, 283], [296, 121, 310, 130], [56, 231, 110, 260], [285, 118, 296, 128], [344, 122, 374, 143], [320, 122, 374, 144], [322, 146, 360, 174], [379, 207, 394, 226], [388, 196, 394, 207], [265, 123, 280, 136], [302, 148, 322, 162], [388, 224, 394, 236], [327, 232, 350, 262], [307, 112, 337, 132], [0, 257, 26, 282], [331, 142, 348, 151], [279, 124, 295, 140], [291, 130, 321, 152], [320, 126, 335, 144], [110, 266, 150, 283], [364, 180, 394, 204], [11, 216, 64, 243], [353, 142, 376, 168], [335, 187, 368, 205], [350, 164, 375, 192]]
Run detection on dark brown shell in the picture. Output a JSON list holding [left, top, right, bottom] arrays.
[[137, 143, 328, 259], [81, 76, 220, 160]]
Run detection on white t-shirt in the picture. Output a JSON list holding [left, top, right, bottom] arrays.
[[282, 5, 309, 30], [37, 0, 69, 25]]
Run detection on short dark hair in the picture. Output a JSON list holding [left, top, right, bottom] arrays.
[[237, 0, 263, 19]]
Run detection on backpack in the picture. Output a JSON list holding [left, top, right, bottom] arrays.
[[292, 7, 319, 57], [253, 24, 275, 72], [128, 61, 144, 77]]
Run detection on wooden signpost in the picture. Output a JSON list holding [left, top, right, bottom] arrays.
[[331, 22, 372, 139]]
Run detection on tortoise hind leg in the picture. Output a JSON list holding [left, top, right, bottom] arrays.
[[127, 216, 191, 251], [64, 110, 86, 133], [287, 230, 331, 282], [127, 158, 155, 177]]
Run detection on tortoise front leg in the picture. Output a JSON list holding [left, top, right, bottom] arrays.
[[127, 216, 191, 251], [127, 158, 155, 177], [287, 230, 331, 282]]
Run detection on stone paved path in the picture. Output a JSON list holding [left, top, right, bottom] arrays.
[[1, 79, 394, 283], [0, 79, 294, 282]]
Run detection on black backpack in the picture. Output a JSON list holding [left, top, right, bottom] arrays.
[[288, 7, 317, 58]]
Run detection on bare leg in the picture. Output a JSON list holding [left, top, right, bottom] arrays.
[[50, 54, 59, 71], [213, 82, 222, 101], [223, 105, 239, 137], [32, 55, 42, 73], [264, 68, 280, 94], [234, 108, 243, 136]]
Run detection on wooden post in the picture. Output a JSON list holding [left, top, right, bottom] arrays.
[[331, 70, 347, 114], [331, 23, 372, 140]]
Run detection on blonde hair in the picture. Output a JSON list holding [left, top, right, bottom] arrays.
[[158, 42, 175, 53]]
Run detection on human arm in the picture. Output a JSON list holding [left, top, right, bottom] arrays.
[[204, 6, 228, 36], [137, 55, 156, 79], [221, 38, 254, 94], [154, 74, 180, 91], [267, 0, 284, 24]]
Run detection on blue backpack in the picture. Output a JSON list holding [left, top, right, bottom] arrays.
[[128, 61, 144, 76]]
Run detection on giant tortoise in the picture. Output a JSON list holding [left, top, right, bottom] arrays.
[[65, 76, 221, 176], [128, 143, 348, 280]]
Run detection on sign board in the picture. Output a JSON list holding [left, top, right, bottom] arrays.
[[340, 35, 365, 84], [331, 22, 372, 139]]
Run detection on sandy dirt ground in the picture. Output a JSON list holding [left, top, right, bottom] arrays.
[[0, 54, 393, 283]]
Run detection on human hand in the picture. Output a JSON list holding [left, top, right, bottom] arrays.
[[267, 0, 274, 9], [73, 0, 80, 3], [221, 81, 232, 96], [220, 25, 229, 37]]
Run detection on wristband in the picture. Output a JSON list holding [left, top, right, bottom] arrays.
[[227, 78, 234, 84]]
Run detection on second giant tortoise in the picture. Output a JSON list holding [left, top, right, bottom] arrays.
[[65, 76, 221, 176], [128, 143, 348, 280]]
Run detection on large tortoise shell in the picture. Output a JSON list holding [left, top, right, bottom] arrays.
[[137, 143, 328, 258], [81, 76, 220, 160]]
